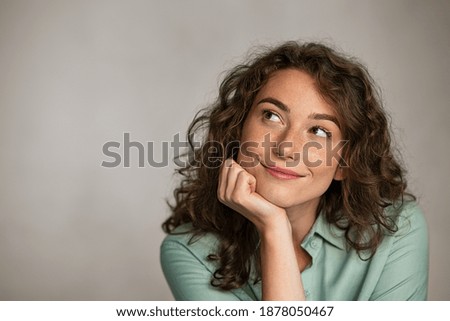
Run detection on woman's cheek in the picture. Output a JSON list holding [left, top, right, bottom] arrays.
[[237, 145, 261, 169], [305, 147, 323, 167]]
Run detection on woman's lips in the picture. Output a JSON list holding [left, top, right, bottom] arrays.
[[264, 165, 304, 180]]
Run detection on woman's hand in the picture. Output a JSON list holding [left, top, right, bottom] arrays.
[[218, 158, 305, 300], [217, 158, 288, 232]]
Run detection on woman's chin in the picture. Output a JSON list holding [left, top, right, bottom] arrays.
[[256, 188, 295, 209]]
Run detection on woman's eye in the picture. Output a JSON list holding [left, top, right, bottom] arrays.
[[311, 126, 331, 138], [263, 110, 281, 123]]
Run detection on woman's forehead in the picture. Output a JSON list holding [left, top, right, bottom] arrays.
[[254, 69, 338, 117]]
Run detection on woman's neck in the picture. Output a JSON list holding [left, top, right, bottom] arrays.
[[285, 199, 320, 246]]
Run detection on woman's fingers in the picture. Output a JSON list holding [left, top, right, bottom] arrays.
[[217, 158, 232, 201], [218, 158, 258, 211], [217, 158, 228, 201], [232, 169, 256, 202], [218, 158, 247, 203], [217, 158, 287, 230]]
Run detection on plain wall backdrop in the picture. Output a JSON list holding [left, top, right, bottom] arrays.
[[0, 0, 449, 300]]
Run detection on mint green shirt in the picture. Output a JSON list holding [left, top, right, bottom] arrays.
[[160, 203, 428, 300]]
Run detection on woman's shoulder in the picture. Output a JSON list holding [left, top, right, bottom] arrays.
[[381, 201, 428, 250], [369, 201, 429, 300], [388, 201, 427, 235], [160, 223, 221, 261]]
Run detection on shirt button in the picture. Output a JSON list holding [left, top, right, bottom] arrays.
[[305, 290, 310, 297], [310, 239, 318, 249]]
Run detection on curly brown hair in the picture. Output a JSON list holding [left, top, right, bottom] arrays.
[[162, 41, 414, 290]]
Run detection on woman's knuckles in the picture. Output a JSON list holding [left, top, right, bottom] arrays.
[[230, 190, 247, 205]]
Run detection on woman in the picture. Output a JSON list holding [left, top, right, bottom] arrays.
[[160, 41, 429, 300]]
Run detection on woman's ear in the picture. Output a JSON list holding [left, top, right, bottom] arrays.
[[333, 165, 346, 181]]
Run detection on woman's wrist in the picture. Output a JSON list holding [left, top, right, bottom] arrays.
[[257, 209, 292, 239]]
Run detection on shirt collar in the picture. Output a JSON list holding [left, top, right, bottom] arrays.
[[304, 211, 347, 251]]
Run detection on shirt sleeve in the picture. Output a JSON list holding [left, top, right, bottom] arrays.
[[160, 238, 255, 301], [370, 203, 429, 300]]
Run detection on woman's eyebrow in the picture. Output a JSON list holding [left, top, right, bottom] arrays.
[[257, 97, 290, 113], [308, 112, 340, 128], [257, 98, 340, 128]]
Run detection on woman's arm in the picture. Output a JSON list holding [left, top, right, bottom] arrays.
[[259, 219, 305, 300], [218, 159, 305, 300]]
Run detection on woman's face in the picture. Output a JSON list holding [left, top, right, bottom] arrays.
[[237, 68, 345, 213]]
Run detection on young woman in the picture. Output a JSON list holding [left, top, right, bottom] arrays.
[[160, 41, 429, 300]]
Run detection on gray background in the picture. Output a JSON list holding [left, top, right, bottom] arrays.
[[0, 0, 449, 300]]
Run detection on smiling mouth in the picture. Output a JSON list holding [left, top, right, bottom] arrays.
[[261, 164, 306, 180]]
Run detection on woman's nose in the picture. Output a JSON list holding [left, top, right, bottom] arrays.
[[273, 131, 302, 162]]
